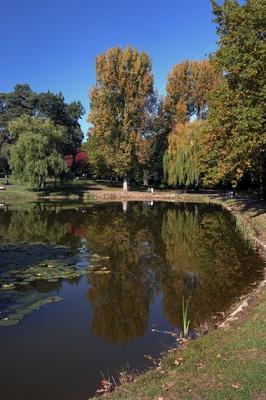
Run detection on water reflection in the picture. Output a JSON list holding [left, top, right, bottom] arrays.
[[0, 202, 264, 338]]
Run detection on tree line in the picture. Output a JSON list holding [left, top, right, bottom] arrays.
[[86, 0, 265, 195], [1, 0, 265, 195]]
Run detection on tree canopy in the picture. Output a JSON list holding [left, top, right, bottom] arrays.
[[0, 84, 84, 174], [163, 121, 203, 187], [163, 0, 265, 193], [163, 60, 218, 187], [164, 60, 220, 126], [9, 116, 67, 189], [87, 46, 157, 181], [201, 0, 266, 190]]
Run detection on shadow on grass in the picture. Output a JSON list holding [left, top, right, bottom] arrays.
[[211, 193, 266, 218]]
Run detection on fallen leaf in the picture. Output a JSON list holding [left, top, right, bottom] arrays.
[[162, 382, 174, 391], [196, 362, 205, 369], [232, 383, 241, 389], [174, 356, 183, 366]]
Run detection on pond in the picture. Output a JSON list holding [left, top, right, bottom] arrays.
[[0, 201, 264, 400]]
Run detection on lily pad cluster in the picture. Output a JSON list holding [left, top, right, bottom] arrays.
[[0, 243, 111, 327], [1, 262, 84, 290], [0, 245, 111, 292], [0, 291, 63, 326]]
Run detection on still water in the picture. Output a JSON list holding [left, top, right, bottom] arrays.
[[0, 201, 264, 400]]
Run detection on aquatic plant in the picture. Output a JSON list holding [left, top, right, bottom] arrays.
[[182, 296, 191, 338], [0, 291, 63, 326], [0, 247, 111, 326]]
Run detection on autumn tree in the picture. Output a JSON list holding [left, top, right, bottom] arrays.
[[87, 46, 156, 188], [9, 116, 67, 190], [163, 60, 218, 187], [202, 0, 266, 193], [164, 60, 219, 127]]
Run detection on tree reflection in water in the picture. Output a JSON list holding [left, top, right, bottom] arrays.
[[85, 205, 158, 342], [84, 203, 264, 341], [0, 202, 264, 338]]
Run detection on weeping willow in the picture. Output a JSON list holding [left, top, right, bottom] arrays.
[[163, 121, 203, 186]]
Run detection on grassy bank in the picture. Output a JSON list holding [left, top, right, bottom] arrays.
[[100, 289, 266, 400]]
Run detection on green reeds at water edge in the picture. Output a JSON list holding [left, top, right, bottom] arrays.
[[182, 296, 191, 338]]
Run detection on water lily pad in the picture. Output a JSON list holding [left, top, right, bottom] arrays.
[[1, 283, 15, 290], [0, 318, 19, 326], [93, 270, 111, 275], [0, 291, 63, 327]]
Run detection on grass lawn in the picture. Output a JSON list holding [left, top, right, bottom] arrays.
[[0, 179, 123, 199], [0, 178, 178, 200]]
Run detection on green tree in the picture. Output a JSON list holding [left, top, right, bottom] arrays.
[[37, 92, 84, 155], [163, 121, 204, 187], [0, 85, 85, 165], [0, 85, 37, 172], [144, 99, 170, 183], [9, 116, 67, 190], [202, 0, 266, 193], [87, 46, 156, 187], [83, 134, 108, 177], [0, 94, 10, 173], [3, 84, 37, 120]]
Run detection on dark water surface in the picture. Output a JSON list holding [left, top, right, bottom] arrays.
[[0, 201, 264, 400]]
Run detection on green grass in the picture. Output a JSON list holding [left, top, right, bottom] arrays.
[[0, 178, 181, 200], [0, 179, 96, 199], [99, 290, 266, 400]]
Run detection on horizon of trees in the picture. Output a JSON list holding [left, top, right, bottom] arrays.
[[85, 0, 265, 195], [1, 0, 265, 196]]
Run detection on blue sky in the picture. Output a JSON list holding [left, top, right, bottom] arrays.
[[1, 0, 218, 134]]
